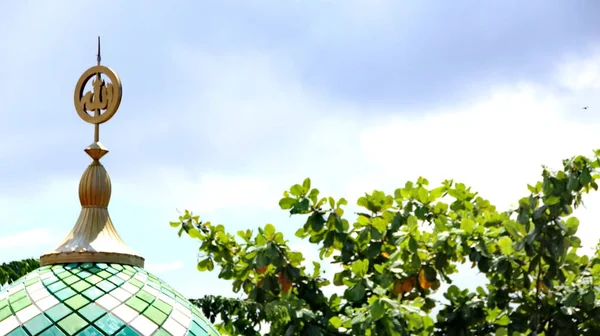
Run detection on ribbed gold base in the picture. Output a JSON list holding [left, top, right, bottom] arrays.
[[40, 159, 145, 268], [40, 251, 144, 267]]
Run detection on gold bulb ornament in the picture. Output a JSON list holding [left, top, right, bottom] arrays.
[[40, 37, 144, 268]]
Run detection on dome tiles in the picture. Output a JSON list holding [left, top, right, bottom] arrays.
[[0, 263, 219, 336]]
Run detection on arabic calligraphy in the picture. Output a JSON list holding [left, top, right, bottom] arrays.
[[80, 77, 113, 112], [74, 65, 122, 126]]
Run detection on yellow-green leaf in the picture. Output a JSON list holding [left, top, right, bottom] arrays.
[[188, 228, 202, 239], [498, 236, 513, 255], [329, 316, 343, 329], [460, 218, 475, 233]]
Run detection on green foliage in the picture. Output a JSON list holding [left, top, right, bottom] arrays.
[[189, 295, 266, 335], [0, 258, 40, 287], [174, 156, 600, 335]]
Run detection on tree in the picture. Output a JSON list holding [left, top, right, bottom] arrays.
[[171, 151, 600, 335], [0, 258, 40, 288]]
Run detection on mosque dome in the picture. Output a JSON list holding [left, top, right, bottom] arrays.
[[0, 263, 218, 336], [0, 38, 220, 336]]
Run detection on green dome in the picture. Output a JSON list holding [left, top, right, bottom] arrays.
[[0, 263, 219, 336]]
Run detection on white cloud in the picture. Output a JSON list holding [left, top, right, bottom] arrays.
[[138, 47, 600, 232], [122, 47, 600, 304], [0, 177, 82, 263], [0, 229, 57, 251], [557, 49, 600, 91], [115, 171, 286, 214]]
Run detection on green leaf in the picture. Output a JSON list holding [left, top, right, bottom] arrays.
[[477, 258, 490, 273], [545, 196, 560, 205], [496, 314, 510, 327], [312, 261, 321, 278], [496, 327, 508, 336], [327, 213, 344, 232], [399, 304, 426, 316], [308, 189, 320, 205], [503, 220, 521, 239], [188, 228, 202, 239], [370, 300, 386, 321], [279, 197, 296, 209], [567, 173, 580, 191], [408, 237, 418, 252], [256, 252, 268, 268], [527, 183, 539, 194], [303, 178, 311, 193], [291, 198, 310, 214], [264, 224, 276, 238], [365, 243, 382, 262], [417, 187, 428, 203], [169, 221, 180, 228], [255, 234, 267, 246], [460, 218, 475, 233], [430, 187, 444, 201], [288, 252, 304, 265], [273, 232, 284, 244], [197, 258, 213, 272], [498, 236, 513, 255], [580, 168, 592, 185], [308, 212, 326, 232], [357, 215, 369, 226], [290, 184, 304, 197], [374, 264, 386, 273], [329, 316, 343, 329], [372, 217, 388, 233], [407, 216, 418, 231], [565, 217, 579, 235], [351, 259, 369, 278], [345, 282, 366, 302], [583, 291, 595, 306], [295, 228, 308, 238]]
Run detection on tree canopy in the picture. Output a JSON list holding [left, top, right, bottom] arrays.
[[171, 151, 600, 336], [0, 258, 40, 288]]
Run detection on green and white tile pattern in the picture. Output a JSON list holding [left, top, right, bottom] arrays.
[[0, 263, 220, 336]]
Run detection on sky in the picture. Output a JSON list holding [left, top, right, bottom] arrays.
[[1, 0, 600, 307]]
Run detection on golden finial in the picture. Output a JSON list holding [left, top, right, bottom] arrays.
[[74, 36, 122, 151], [40, 39, 144, 267]]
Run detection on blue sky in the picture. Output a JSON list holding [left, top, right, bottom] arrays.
[[1, 0, 600, 303]]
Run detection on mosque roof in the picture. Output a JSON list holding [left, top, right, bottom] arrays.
[[0, 38, 220, 336], [0, 263, 218, 336]]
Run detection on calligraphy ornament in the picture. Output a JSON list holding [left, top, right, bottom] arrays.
[[74, 65, 122, 125]]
